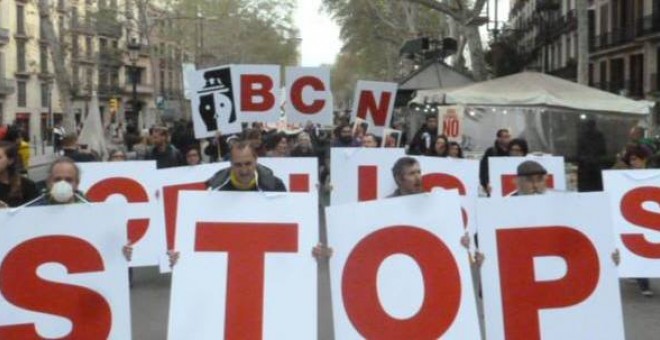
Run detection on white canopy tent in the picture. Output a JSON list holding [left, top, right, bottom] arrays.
[[414, 71, 654, 115]]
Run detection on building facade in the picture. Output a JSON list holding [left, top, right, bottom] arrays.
[[0, 0, 187, 145], [507, 0, 660, 123]]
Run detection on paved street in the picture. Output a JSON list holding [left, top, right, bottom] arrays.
[[130, 266, 660, 340]]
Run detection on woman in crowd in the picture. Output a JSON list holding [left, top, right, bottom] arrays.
[[108, 149, 128, 162], [507, 138, 529, 157], [290, 132, 317, 157], [266, 133, 290, 157], [622, 145, 655, 297], [0, 141, 39, 208], [185, 146, 203, 166], [427, 135, 449, 157], [447, 141, 464, 158]]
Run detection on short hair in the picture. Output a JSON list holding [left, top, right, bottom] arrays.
[[425, 113, 437, 121], [151, 125, 169, 136], [61, 133, 78, 147], [496, 129, 510, 138], [48, 157, 81, 183], [243, 128, 262, 141], [623, 145, 652, 165], [230, 140, 258, 159], [391, 157, 419, 182], [334, 123, 350, 137], [508, 138, 529, 155]]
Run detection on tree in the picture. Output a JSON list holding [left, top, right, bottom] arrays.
[[576, 0, 588, 85]]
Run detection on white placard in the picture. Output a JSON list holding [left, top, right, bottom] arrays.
[[167, 192, 318, 340], [488, 156, 566, 197], [285, 67, 333, 125], [327, 191, 481, 339], [438, 105, 464, 142], [232, 64, 282, 123], [603, 169, 660, 277], [350, 81, 397, 137], [259, 157, 319, 201], [0, 204, 131, 339], [477, 193, 624, 340], [186, 64, 242, 138], [79, 161, 165, 267]]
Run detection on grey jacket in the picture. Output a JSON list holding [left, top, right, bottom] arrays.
[[205, 163, 286, 192]]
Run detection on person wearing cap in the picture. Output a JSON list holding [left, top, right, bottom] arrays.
[[509, 160, 551, 196]]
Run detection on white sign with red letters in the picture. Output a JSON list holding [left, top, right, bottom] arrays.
[[477, 193, 624, 340], [0, 204, 131, 339], [488, 156, 566, 197], [438, 106, 464, 142], [603, 169, 660, 277], [350, 81, 398, 137], [327, 190, 481, 339], [232, 64, 282, 124], [79, 161, 165, 267], [167, 192, 318, 340], [284, 67, 333, 125]]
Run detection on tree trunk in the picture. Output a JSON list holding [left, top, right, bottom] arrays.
[[38, 0, 76, 133], [576, 0, 589, 84], [464, 25, 487, 80]]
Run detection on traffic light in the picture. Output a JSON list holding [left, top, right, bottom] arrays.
[[109, 98, 118, 112]]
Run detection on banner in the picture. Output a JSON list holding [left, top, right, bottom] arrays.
[[350, 81, 397, 137], [0, 204, 131, 339], [284, 67, 333, 125], [327, 191, 481, 339], [438, 106, 464, 142], [477, 193, 625, 340], [167, 192, 318, 340], [79, 161, 165, 267], [488, 156, 566, 197], [230, 64, 281, 124], [187, 65, 243, 138], [603, 169, 660, 277]]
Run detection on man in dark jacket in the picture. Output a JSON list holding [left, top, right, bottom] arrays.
[[408, 114, 438, 155], [479, 128, 511, 194], [387, 157, 422, 198], [206, 140, 286, 192], [146, 126, 184, 169], [61, 133, 97, 162]]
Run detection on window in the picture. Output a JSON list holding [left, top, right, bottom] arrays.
[[86, 37, 93, 58], [16, 40, 26, 72], [16, 5, 25, 35], [41, 83, 49, 107], [17, 81, 26, 107], [40, 45, 49, 74], [86, 66, 93, 90]]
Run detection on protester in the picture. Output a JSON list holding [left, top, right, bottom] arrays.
[[53, 121, 65, 153], [184, 145, 203, 166], [29, 157, 89, 206], [108, 149, 128, 162], [387, 157, 423, 198], [124, 124, 142, 153], [577, 119, 607, 192], [427, 135, 449, 157], [205, 140, 286, 192], [243, 128, 267, 157], [332, 123, 360, 147], [0, 141, 39, 208], [508, 160, 551, 196], [408, 114, 438, 155], [290, 132, 317, 157], [131, 130, 151, 160], [61, 133, 97, 163], [265, 133, 290, 157], [146, 126, 184, 169], [447, 141, 463, 158], [361, 133, 379, 148], [507, 138, 529, 157], [479, 128, 511, 194], [622, 145, 654, 297]]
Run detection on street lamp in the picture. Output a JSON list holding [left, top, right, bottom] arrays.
[[127, 38, 141, 127]]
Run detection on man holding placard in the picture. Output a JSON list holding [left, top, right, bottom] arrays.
[[387, 156, 423, 198]]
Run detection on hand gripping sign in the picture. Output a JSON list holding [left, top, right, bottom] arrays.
[[350, 81, 398, 137], [167, 192, 318, 340], [327, 190, 481, 339], [79, 161, 165, 267], [603, 169, 660, 277], [488, 156, 566, 197], [0, 204, 131, 340], [284, 67, 333, 126], [477, 193, 625, 340]]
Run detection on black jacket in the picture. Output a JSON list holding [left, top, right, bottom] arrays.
[[479, 142, 508, 189], [146, 145, 184, 169], [408, 125, 437, 155], [205, 163, 286, 192]]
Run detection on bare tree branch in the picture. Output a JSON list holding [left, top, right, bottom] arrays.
[[405, 0, 461, 21]]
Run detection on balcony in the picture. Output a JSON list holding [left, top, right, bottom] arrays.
[[536, 0, 560, 12], [0, 78, 15, 95], [75, 53, 97, 65], [124, 82, 154, 94], [592, 12, 660, 52], [71, 21, 95, 35], [636, 13, 660, 37], [98, 49, 123, 66], [96, 21, 122, 37], [98, 84, 122, 97]]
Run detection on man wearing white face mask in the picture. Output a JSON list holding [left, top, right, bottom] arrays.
[[29, 157, 88, 206]]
